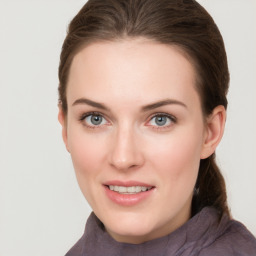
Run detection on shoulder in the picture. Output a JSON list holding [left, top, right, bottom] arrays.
[[198, 218, 256, 256], [65, 233, 85, 256]]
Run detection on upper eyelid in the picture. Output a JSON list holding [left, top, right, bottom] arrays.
[[80, 111, 109, 120], [148, 112, 177, 121], [146, 113, 177, 128], [79, 112, 110, 128], [78, 111, 176, 125]]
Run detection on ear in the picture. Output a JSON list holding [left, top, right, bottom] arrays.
[[200, 105, 226, 159], [58, 105, 70, 152]]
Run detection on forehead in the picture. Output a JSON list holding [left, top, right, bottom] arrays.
[[67, 39, 199, 108]]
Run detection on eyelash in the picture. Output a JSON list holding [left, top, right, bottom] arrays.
[[78, 112, 177, 130], [146, 113, 177, 130], [79, 111, 109, 129]]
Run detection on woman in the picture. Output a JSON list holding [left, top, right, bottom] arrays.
[[58, 0, 256, 255]]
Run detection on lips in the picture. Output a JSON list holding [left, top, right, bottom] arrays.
[[103, 180, 155, 206], [108, 185, 153, 194]]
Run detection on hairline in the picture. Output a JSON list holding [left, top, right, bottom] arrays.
[[61, 36, 205, 119]]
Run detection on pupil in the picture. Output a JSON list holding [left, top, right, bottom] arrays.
[[91, 115, 102, 125], [156, 116, 166, 126]]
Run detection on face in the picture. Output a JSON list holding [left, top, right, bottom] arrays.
[[60, 39, 215, 244]]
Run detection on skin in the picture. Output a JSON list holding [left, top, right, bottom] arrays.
[[58, 38, 226, 244]]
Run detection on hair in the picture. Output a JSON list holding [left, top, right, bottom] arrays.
[[58, 0, 230, 217]]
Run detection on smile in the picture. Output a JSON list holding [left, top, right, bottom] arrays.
[[108, 185, 153, 194], [103, 181, 155, 206]]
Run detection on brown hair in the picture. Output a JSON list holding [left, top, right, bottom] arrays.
[[58, 0, 230, 217]]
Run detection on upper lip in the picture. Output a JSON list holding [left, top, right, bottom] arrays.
[[104, 180, 154, 187]]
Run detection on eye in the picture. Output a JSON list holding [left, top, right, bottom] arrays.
[[148, 114, 176, 128], [80, 113, 108, 127]]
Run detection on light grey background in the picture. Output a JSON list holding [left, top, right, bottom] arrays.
[[0, 0, 255, 255]]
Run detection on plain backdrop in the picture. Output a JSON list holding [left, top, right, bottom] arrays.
[[0, 0, 255, 255]]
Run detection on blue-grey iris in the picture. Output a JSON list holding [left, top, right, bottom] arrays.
[[155, 116, 167, 126], [91, 115, 102, 125]]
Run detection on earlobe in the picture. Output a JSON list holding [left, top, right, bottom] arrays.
[[58, 106, 70, 153], [200, 105, 226, 159]]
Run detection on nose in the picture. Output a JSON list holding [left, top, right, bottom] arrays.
[[108, 125, 144, 171]]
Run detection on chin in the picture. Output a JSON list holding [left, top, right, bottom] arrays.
[[99, 211, 159, 243]]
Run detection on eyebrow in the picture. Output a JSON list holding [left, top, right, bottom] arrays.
[[72, 98, 187, 111], [141, 99, 187, 111], [72, 98, 109, 110]]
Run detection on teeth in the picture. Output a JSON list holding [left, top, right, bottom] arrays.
[[141, 187, 147, 192], [108, 185, 152, 194]]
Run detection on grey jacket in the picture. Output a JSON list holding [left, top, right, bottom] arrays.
[[65, 207, 256, 255]]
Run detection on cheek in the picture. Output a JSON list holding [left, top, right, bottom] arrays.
[[67, 128, 106, 183], [67, 130, 109, 208], [146, 128, 203, 186], [146, 130, 203, 218]]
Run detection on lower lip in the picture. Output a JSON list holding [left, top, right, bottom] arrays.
[[103, 186, 155, 206]]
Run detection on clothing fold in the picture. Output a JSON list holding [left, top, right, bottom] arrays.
[[65, 207, 256, 256]]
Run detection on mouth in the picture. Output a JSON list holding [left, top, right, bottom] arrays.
[[103, 181, 155, 206], [106, 185, 153, 194]]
